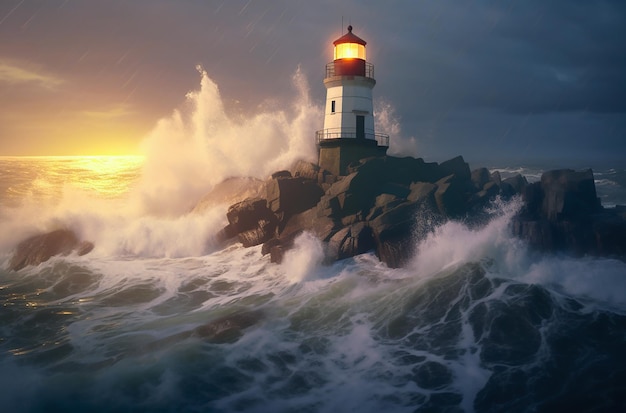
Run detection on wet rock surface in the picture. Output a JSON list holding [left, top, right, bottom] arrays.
[[215, 157, 626, 267], [9, 229, 94, 271], [512, 168, 626, 257]]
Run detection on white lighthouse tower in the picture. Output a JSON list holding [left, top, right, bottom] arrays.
[[316, 25, 388, 176]]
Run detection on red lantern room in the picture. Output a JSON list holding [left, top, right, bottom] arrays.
[[331, 25, 368, 77]]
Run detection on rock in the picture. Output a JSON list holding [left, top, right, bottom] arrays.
[[512, 168, 625, 258], [218, 158, 626, 268], [471, 168, 492, 191], [369, 201, 422, 268], [366, 193, 405, 221], [237, 218, 276, 248], [215, 223, 238, 243], [348, 155, 441, 186], [491, 171, 502, 186], [474, 181, 501, 204], [407, 182, 438, 204], [267, 230, 303, 264], [327, 222, 375, 261], [226, 198, 273, 233], [322, 173, 374, 217], [592, 213, 626, 257], [76, 241, 95, 256], [261, 206, 339, 263], [502, 174, 528, 196], [434, 174, 468, 218], [540, 169, 601, 220], [265, 176, 324, 217], [9, 229, 93, 271], [225, 197, 278, 247], [439, 155, 471, 182], [271, 170, 292, 179], [290, 160, 320, 181]]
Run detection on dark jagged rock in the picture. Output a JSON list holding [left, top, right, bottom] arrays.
[[225, 197, 277, 247], [215, 155, 625, 269], [266, 175, 325, 218], [327, 222, 375, 262], [370, 201, 422, 267], [9, 229, 94, 271], [540, 169, 601, 220], [471, 168, 492, 191], [502, 174, 528, 196], [440, 155, 471, 182], [434, 174, 469, 218], [271, 170, 292, 179], [512, 169, 625, 257]]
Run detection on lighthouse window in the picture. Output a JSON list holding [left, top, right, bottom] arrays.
[[334, 43, 366, 60], [331, 100, 336, 113]]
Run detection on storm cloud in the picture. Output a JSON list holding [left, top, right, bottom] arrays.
[[0, 0, 624, 163]]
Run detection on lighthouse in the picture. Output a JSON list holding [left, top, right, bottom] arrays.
[[316, 25, 389, 176]]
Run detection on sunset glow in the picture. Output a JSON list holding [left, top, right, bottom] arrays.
[[0, 1, 624, 161]]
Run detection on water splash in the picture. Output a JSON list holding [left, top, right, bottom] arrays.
[[408, 197, 526, 278], [282, 232, 325, 283], [136, 66, 322, 216], [375, 99, 419, 158]]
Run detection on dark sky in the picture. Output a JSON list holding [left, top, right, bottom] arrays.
[[1, 0, 624, 164]]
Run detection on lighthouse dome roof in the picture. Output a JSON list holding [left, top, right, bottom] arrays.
[[333, 25, 366, 46]]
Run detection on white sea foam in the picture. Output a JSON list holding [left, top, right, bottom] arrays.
[[281, 232, 325, 283], [408, 197, 526, 279], [406, 196, 626, 310], [135, 66, 322, 217], [516, 256, 626, 311]]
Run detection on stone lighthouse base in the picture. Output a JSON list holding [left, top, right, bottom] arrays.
[[318, 138, 388, 176]]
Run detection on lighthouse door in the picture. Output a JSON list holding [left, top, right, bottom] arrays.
[[356, 116, 365, 140]]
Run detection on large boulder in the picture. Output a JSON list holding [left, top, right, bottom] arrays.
[[321, 171, 380, 217], [471, 168, 492, 191], [502, 174, 528, 196], [265, 176, 324, 218], [434, 174, 469, 218], [512, 169, 626, 258], [9, 229, 94, 271], [439, 156, 471, 182], [326, 222, 375, 261], [290, 160, 339, 186], [540, 169, 601, 220], [225, 198, 277, 247]]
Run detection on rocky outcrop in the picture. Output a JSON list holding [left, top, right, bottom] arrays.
[[512, 169, 626, 257], [223, 198, 278, 247], [216, 156, 525, 267], [9, 229, 94, 271], [215, 157, 626, 268]]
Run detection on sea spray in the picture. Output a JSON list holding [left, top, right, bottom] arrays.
[[137, 66, 322, 217], [375, 98, 419, 158], [408, 196, 526, 278], [282, 232, 325, 283]]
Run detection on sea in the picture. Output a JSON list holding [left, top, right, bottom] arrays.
[[2, 72, 626, 413]]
